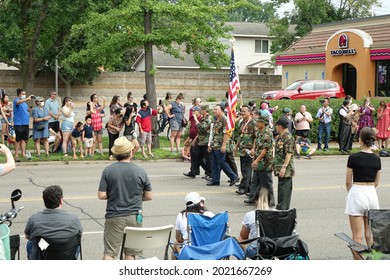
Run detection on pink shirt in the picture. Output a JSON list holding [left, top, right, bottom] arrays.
[[294, 111, 313, 130]]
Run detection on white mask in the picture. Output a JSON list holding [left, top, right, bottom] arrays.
[[21, 94, 26, 99], [40, 101, 45, 106]]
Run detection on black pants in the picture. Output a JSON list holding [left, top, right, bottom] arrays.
[[108, 131, 120, 156], [249, 170, 274, 205], [225, 152, 238, 177], [237, 155, 253, 192], [190, 145, 211, 176], [276, 176, 293, 210]]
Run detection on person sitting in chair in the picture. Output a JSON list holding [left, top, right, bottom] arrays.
[[295, 131, 316, 160], [173, 192, 214, 256], [237, 188, 275, 258], [24, 185, 83, 260]]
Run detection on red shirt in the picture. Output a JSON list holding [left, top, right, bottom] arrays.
[[91, 111, 103, 131], [136, 108, 157, 132]]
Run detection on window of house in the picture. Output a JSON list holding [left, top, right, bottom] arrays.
[[255, 40, 269, 53]]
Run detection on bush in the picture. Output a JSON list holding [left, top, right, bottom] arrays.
[[252, 97, 390, 143], [206, 97, 217, 102]]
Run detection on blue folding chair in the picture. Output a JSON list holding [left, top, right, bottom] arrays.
[[176, 211, 245, 260]]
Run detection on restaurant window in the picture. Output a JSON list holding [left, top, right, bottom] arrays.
[[377, 61, 390, 97]]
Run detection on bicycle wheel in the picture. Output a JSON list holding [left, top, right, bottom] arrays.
[[166, 125, 171, 141], [157, 116, 163, 134]]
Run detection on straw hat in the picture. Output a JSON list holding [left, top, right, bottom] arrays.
[[111, 136, 135, 155]]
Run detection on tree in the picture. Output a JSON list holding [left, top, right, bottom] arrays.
[[227, 0, 277, 22], [268, 0, 381, 54], [70, 0, 248, 147], [0, 0, 95, 94]]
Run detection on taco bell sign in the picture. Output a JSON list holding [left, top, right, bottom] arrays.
[[330, 33, 356, 56]]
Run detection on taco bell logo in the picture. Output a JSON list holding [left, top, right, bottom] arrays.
[[339, 33, 348, 49]]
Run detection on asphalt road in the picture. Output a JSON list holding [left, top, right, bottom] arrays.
[[1, 155, 389, 260]]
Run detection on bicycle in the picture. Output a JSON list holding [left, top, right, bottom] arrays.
[[157, 113, 171, 140], [0, 189, 24, 260]]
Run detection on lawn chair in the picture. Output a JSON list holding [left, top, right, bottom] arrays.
[[31, 234, 82, 260], [176, 211, 245, 260], [335, 209, 390, 260], [120, 225, 174, 260], [241, 208, 309, 260]]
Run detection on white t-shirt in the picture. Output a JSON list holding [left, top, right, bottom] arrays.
[[175, 211, 214, 242]]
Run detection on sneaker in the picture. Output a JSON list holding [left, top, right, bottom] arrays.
[[304, 154, 312, 159], [142, 153, 148, 158], [148, 153, 154, 158], [296, 154, 301, 160]]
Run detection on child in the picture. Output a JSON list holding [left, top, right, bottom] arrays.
[[70, 122, 84, 159], [295, 131, 316, 159], [83, 115, 94, 158], [181, 137, 191, 162]]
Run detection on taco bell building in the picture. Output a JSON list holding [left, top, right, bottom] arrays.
[[276, 15, 390, 100]]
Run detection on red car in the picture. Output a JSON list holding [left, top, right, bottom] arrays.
[[261, 80, 345, 100]]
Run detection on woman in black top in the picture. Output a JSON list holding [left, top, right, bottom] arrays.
[[345, 127, 381, 259]]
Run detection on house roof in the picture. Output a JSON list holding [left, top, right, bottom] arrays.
[[246, 59, 273, 69], [133, 22, 277, 70], [226, 22, 270, 37], [281, 14, 390, 55]]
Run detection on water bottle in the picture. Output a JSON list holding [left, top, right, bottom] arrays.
[[136, 210, 143, 225]]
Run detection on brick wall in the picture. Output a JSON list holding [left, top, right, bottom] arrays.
[[0, 70, 281, 102]]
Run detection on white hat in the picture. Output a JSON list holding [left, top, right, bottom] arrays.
[[184, 192, 205, 207]]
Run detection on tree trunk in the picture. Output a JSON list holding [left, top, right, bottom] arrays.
[[144, 4, 160, 148]]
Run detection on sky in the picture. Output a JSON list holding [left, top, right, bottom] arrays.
[[277, 0, 390, 16]]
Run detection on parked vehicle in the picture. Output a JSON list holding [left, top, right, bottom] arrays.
[[261, 80, 345, 100]]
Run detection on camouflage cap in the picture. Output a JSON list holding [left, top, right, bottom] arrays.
[[200, 104, 209, 111], [256, 114, 269, 124]]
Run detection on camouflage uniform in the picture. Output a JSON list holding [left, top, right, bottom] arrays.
[[209, 115, 238, 185], [192, 113, 212, 176], [274, 130, 295, 210], [236, 118, 257, 193], [248, 126, 275, 204]]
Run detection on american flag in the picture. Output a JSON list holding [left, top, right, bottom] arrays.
[[227, 48, 240, 131]]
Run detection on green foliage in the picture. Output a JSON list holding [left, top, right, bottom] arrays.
[[207, 97, 217, 102], [227, 0, 277, 22], [268, 0, 381, 54], [0, 0, 95, 90]]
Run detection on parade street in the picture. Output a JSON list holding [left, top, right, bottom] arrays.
[[1, 155, 389, 260]]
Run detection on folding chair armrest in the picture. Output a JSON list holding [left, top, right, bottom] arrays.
[[349, 244, 369, 253], [238, 237, 257, 245]]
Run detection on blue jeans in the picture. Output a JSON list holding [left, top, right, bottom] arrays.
[[317, 122, 331, 149], [211, 150, 237, 184]]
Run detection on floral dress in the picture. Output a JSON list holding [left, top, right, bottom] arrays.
[[357, 105, 374, 135]]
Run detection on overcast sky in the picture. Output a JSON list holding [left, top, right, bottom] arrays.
[[277, 0, 390, 17]]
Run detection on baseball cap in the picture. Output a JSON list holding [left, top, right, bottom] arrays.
[[276, 117, 289, 128], [185, 192, 205, 207]]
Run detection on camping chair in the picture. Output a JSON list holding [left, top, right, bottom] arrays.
[[241, 208, 309, 260], [119, 225, 174, 260], [335, 209, 390, 260], [176, 211, 245, 260], [33, 234, 82, 260]]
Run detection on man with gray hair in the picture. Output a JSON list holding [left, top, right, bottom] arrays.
[[98, 136, 153, 260]]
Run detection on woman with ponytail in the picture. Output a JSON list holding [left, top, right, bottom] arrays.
[[345, 126, 381, 259]]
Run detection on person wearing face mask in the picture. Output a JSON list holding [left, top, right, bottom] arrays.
[[32, 96, 51, 157], [13, 88, 35, 161], [165, 93, 185, 154]]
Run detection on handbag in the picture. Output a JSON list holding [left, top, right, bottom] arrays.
[[182, 118, 188, 128], [36, 123, 46, 131]]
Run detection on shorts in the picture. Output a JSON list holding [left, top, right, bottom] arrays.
[[103, 215, 141, 258], [1, 117, 12, 124], [71, 136, 83, 147], [296, 130, 310, 137], [94, 129, 104, 135], [345, 185, 379, 216], [169, 119, 183, 131], [14, 125, 29, 142], [124, 134, 137, 141], [140, 131, 152, 146], [49, 121, 60, 133], [61, 120, 73, 132], [84, 137, 94, 148]]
